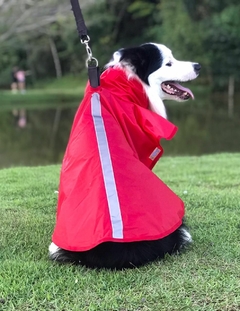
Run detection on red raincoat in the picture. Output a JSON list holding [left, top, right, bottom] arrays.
[[52, 67, 184, 251]]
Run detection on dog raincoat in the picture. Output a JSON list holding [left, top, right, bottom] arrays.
[[51, 67, 185, 251]]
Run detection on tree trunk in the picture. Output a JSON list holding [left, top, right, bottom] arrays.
[[228, 75, 234, 118], [48, 36, 62, 79]]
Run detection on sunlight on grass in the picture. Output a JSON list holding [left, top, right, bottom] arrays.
[[0, 154, 240, 310]]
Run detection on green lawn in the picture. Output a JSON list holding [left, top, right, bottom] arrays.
[[0, 75, 86, 110], [0, 154, 240, 311]]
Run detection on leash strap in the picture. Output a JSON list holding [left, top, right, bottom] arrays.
[[70, 0, 100, 88]]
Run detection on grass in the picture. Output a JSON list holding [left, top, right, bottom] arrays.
[[0, 75, 86, 110], [0, 153, 240, 311], [0, 74, 209, 110]]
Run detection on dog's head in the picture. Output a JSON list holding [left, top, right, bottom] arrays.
[[106, 43, 201, 118]]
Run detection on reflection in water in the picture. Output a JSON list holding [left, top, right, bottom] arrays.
[[0, 106, 77, 168], [163, 93, 240, 156], [12, 108, 27, 128], [0, 93, 239, 168]]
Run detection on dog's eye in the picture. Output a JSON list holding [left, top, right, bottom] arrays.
[[166, 62, 172, 67]]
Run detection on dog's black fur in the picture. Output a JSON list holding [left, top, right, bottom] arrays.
[[50, 224, 189, 270], [117, 44, 164, 84]]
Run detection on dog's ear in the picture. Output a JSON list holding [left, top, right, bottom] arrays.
[[119, 44, 163, 85], [119, 47, 147, 70]]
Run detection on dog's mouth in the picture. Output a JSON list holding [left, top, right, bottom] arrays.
[[161, 81, 194, 100]]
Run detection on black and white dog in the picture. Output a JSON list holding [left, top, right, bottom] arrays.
[[49, 43, 200, 269]]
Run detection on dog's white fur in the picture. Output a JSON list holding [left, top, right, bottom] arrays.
[[107, 43, 199, 119]]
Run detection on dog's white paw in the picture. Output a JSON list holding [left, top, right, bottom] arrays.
[[49, 242, 60, 255]]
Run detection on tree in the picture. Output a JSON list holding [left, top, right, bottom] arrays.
[[0, 0, 97, 85], [0, 0, 96, 42], [204, 4, 240, 83]]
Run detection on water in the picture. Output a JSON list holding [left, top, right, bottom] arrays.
[[163, 92, 240, 155], [0, 93, 239, 168], [0, 106, 77, 168]]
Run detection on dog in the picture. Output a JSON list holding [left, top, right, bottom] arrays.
[[49, 43, 200, 269]]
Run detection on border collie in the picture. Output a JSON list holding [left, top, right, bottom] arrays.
[[49, 43, 200, 269]]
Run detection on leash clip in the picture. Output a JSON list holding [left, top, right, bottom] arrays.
[[80, 36, 98, 67], [70, 0, 100, 88], [80, 35, 100, 88]]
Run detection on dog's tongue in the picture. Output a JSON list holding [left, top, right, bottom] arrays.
[[170, 82, 194, 99]]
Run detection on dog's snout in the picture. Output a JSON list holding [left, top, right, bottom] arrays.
[[193, 63, 201, 74]]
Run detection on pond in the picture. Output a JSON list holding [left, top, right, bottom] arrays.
[[0, 91, 239, 169]]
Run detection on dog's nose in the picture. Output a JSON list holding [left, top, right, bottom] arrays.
[[193, 63, 201, 74]]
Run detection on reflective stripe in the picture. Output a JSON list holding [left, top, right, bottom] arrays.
[[149, 147, 161, 161], [91, 93, 123, 239]]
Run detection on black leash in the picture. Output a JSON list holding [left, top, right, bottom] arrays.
[[70, 0, 100, 88]]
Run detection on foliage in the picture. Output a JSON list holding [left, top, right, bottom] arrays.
[[0, 0, 239, 90], [204, 4, 240, 87], [158, 1, 206, 61], [183, 0, 240, 88]]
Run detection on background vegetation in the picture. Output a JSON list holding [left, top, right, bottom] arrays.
[[0, 0, 240, 91]]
